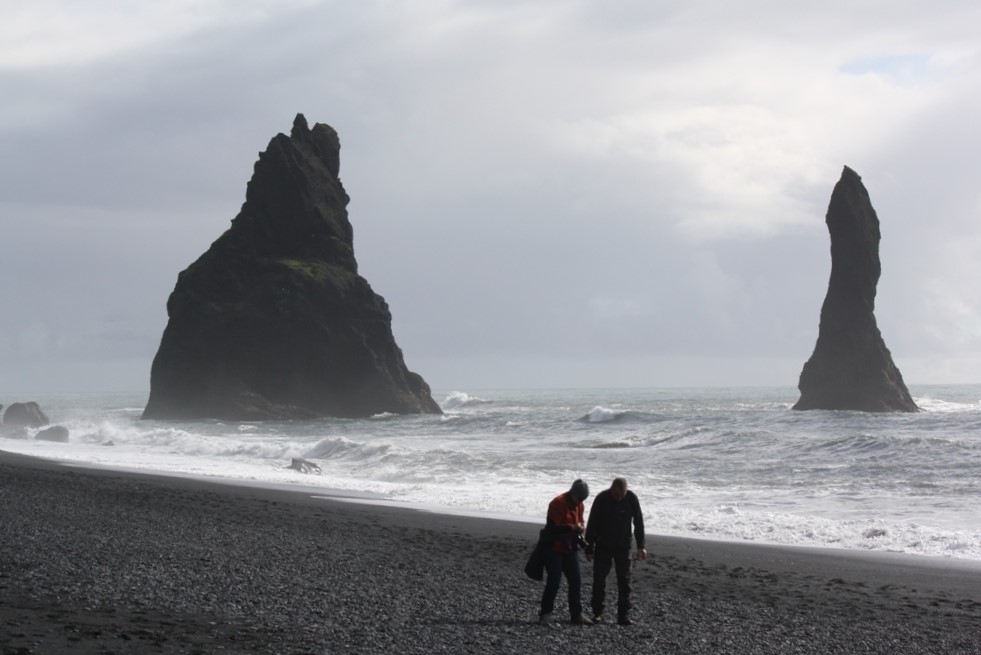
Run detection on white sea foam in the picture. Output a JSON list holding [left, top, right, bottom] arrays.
[[915, 396, 981, 412], [651, 504, 981, 560]]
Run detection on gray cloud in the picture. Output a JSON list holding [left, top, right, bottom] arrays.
[[2, 1, 980, 391]]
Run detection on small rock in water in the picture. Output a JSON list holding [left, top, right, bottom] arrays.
[[4, 401, 50, 428], [35, 425, 70, 442], [287, 458, 322, 475]]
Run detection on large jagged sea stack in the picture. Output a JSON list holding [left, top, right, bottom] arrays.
[[143, 114, 441, 420], [793, 166, 917, 412]]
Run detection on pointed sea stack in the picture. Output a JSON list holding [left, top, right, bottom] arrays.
[[793, 166, 917, 412], [143, 114, 442, 420]]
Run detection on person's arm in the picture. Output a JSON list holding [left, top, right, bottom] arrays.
[[633, 493, 648, 559], [584, 497, 598, 545], [584, 496, 601, 559]]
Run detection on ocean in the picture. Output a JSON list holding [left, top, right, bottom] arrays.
[[3, 385, 980, 561]]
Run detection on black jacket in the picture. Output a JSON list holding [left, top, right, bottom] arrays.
[[584, 489, 645, 552]]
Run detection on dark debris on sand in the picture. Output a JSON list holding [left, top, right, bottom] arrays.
[[1, 453, 979, 654]]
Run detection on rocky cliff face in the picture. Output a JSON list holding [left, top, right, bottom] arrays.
[[793, 166, 917, 412], [143, 114, 441, 420]]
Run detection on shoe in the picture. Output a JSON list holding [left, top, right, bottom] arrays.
[[592, 613, 604, 623], [538, 612, 552, 625], [617, 616, 633, 626], [571, 615, 594, 625]]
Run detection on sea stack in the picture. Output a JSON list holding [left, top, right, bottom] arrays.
[[793, 166, 917, 412], [143, 114, 442, 420]]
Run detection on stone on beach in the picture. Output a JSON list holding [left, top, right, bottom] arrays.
[[793, 166, 918, 412]]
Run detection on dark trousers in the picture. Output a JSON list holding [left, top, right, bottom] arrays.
[[591, 544, 631, 619], [540, 551, 583, 619]]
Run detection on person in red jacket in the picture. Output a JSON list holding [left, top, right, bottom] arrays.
[[539, 479, 593, 625]]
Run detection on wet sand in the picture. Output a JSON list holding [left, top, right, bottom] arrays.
[[1, 450, 979, 654]]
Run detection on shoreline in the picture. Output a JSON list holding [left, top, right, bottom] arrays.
[[2, 449, 980, 653], [4, 384, 979, 563], [8, 450, 981, 593], [47, 450, 981, 569]]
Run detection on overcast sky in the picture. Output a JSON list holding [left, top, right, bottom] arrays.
[[2, 1, 980, 393]]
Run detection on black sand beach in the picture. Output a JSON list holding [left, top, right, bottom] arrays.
[[2, 451, 979, 654]]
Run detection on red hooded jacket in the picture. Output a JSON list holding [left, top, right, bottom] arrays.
[[546, 492, 584, 553]]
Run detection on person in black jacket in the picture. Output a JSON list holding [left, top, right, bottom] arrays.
[[584, 477, 647, 625]]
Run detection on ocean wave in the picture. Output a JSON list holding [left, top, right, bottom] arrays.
[[584, 440, 634, 449], [305, 436, 395, 461], [804, 432, 981, 460], [655, 504, 981, 560], [576, 405, 682, 426], [815, 433, 895, 454], [300, 436, 494, 484], [580, 406, 630, 423], [578, 427, 706, 450], [6, 420, 312, 464], [640, 428, 710, 447], [915, 396, 981, 412], [441, 391, 494, 410]]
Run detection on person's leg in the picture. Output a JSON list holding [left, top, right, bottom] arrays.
[[590, 546, 613, 618], [540, 551, 563, 619], [613, 547, 632, 622], [563, 552, 583, 620]]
